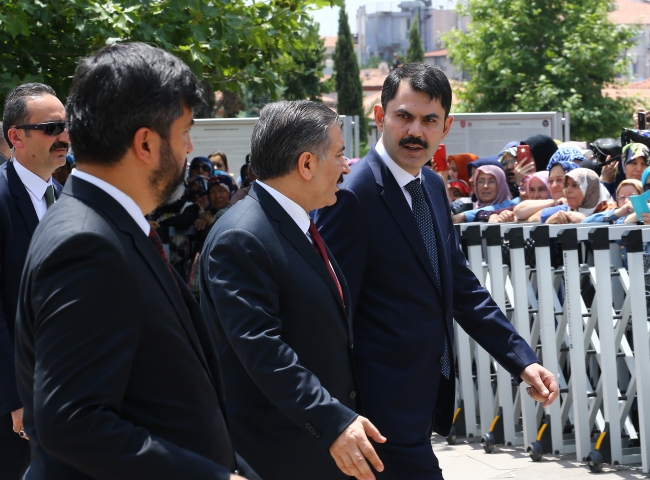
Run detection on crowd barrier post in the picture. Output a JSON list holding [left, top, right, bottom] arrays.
[[504, 226, 538, 449], [622, 229, 650, 474], [480, 225, 519, 451], [556, 227, 593, 463]]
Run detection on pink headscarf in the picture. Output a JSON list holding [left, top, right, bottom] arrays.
[[472, 165, 512, 208], [525, 171, 550, 198]]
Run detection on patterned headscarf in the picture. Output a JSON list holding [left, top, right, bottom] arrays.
[[208, 174, 237, 199], [472, 165, 512, 208], [546, 146, 586, 171], [526, 171, 549, 198], [565, 168, 610, 215]]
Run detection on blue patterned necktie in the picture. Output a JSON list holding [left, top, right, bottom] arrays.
[[404, 179, 451, 379]]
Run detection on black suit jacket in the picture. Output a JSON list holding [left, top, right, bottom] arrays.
[[200, 182, 358, 480], [315, 148, 538, 473], [0, 160, 61, 417], [15, 176, 257, 480]]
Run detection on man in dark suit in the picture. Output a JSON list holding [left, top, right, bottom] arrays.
[[315, 63, 559, 479], [15, 43, 257, 480], [0, 83, 67, 479], [201, 100, 385, 480]]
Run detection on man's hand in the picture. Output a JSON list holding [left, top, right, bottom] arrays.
[[520, 364, 558, 408], [11, 407, 28, 440], [600, 157, 617, 184], [329, 416, 386, 480]]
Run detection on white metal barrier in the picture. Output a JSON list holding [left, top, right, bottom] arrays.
[[448, 222, 650, 474]]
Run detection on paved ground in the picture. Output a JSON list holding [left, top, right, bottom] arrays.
[[431, 434, 649, 479]]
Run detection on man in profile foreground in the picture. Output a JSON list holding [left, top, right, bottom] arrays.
[[15, 42, 257, 480]]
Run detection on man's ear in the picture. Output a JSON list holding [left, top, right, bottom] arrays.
[[441, 115, 454, 140], [131, 127, 159, 166], [373, 104, 385, 132], [296, 151, 316, 181], [7, 128, 23, 150]]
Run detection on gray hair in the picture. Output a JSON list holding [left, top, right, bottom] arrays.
[[250, 100, 343, 180]]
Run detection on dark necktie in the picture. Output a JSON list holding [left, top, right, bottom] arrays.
[[308, 220, 344, 305], [148, 229, 178, 286], [44, 185, 55, 208], [404, 178, 451, 379]]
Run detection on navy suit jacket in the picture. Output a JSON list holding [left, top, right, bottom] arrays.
[[15, 176, 257, 479], [200, 182, 358, 480], [0, 160, 61, 417], [315, 147, 538, 444]]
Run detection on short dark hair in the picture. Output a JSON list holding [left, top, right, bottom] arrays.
[[250, 100, 342, 181], [66, 42, 203, 166], [380, 63, 452, 117], [3, 83, 57, 147]]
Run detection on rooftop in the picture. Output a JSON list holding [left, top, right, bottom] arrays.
[[608, 0, 650, 24]]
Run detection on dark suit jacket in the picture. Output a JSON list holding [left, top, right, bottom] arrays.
[[315, 148, 538, 457], [0, 160, 61, 417], [200, 182, 358, 480], [15, 176, 257, 480]]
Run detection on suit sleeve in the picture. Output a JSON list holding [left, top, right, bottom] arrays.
[[436, 178, 539, 380], [204, 228, 358, 449], [314, 188, 368, 313], [19, 231, 231, 480], [0, 208, 21, 416]]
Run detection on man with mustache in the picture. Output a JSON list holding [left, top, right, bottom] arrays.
[[0, 83, 67, 479], [201, 100, 386, 480], [315, 63, 558, 479], [14, 43, 257, 479]]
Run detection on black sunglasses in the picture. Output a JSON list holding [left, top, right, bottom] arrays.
[[14, 121, 66, 136]]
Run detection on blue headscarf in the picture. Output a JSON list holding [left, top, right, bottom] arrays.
[[498, 141, 519, 158], [642, 166, 650, 189], [467, 156, 504, 180], [546, 147, 582, 174]]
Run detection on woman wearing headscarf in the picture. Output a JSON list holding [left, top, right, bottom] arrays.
[[583, 179, 642, 224], [446, 153, 478, 183], [477, 171, 550, 223], [543, 168, 611, 224], [513, 149, 579, 222], [521, 134, 559, 172], [194, 174, 237, 231], [452, 164, 516, 223], [497, 141, 526, 198], [600, 143, 650, 199]]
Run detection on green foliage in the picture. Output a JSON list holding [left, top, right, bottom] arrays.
[[0, 0, 341, 116], [446, 0, 638, 139], [333, 3, 367, 142], [406, 13, 424, 63]]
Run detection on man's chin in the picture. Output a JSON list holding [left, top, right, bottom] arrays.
[[159, 182, 185, 207]]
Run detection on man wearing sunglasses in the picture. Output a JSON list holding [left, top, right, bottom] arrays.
[[0, 83, 67, 479]]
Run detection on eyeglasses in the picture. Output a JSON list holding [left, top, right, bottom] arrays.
[[501, 159, 516, 167], [13, 121, 67, 136], [476, 180, 497, 187]]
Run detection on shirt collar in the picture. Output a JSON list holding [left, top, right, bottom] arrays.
[[12, 158, 52, 200], [256, 180, 311, 235], [375, 138, 422, 187], [71, 169, 150, 235]]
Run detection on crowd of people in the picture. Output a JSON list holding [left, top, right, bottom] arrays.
[[429, 134, 650, 229]]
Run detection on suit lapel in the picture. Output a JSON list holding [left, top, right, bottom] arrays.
[[64, 176, 214, 383], [5, 161, 39, 236], [366, 150, 443, 299], [249, 183, 347, 316]]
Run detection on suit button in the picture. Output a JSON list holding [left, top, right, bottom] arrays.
[[349, 391, 357, 400], [440, 356, 445, 365]]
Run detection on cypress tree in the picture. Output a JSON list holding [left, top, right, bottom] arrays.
[[333, 3, 367, 143], [406, 13, 425, 63]]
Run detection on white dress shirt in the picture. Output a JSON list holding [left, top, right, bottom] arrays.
[[12, 158, 54, 221], [71, 169, 151, 235], [256, 180, 312, 242], [375, 138, 423, 209]]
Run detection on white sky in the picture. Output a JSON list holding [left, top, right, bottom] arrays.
[[311, 1, 382, 37]]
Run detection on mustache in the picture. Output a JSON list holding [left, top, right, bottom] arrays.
[[50, 141, 69, 152], [399, 136, 428, 149]]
